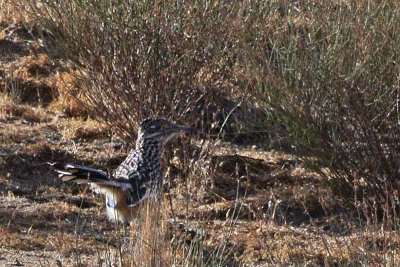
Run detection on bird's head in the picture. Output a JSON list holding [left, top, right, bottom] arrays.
[[137, 118, 194, 147]]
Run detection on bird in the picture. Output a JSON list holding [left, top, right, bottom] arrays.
[[48, 118, 194, 225]]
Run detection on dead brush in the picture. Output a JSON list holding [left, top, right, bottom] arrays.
[[22, 0, 251, 142], [48, 70, 89, 117], [126, 199, 171, 267]]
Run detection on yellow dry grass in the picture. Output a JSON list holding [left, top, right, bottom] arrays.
[[47, 71, 90, 116], [0, 0, 90, 115], [0, 0, 36, 24], [127, 199, 171, 267], [58, 117, 108, 141], [0, 92, 51, 122]]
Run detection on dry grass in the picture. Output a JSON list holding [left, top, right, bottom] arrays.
[[58, 117, 109, 141], [0, 2, 88, 115], [48, 71, 89, 117], [126, 200, 171, 267], [1, 113, 400, 266], [0, 92, 51, 122], [1, 1, 400, 266], [0, 0, 25, 23]]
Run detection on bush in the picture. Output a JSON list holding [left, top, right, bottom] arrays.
[[25, 0, 251, 141], [241, 1, 400, 208], [25, 0, 400, 212]]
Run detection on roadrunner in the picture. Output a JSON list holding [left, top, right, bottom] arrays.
[[49, 118, 193, 224]]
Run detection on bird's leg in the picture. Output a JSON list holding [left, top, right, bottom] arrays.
[[123, 223, 128, 239]]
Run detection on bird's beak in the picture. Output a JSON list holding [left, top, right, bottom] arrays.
[[172, 124, 196, 134]]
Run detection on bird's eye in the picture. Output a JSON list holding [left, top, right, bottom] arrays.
[[150, 125, 157, 129]]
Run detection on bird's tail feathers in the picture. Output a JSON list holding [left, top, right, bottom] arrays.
[[48, 162, 110, 184]]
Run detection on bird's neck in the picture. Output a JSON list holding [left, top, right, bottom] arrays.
[[136, 138, 163, 164]]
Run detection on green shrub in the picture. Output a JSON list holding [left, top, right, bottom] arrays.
[[242, 1, 400, 208]]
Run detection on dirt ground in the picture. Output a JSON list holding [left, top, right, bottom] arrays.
[[0, 115, 328, 266], [1, 14, 400, 267]]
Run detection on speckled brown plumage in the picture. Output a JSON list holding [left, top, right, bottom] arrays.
[[49, 118, 193, 224]]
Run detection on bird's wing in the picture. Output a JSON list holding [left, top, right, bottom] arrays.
[[114, 150, 141, 179], [123, 172, 150, 206], [113, 150, 153, 206]]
